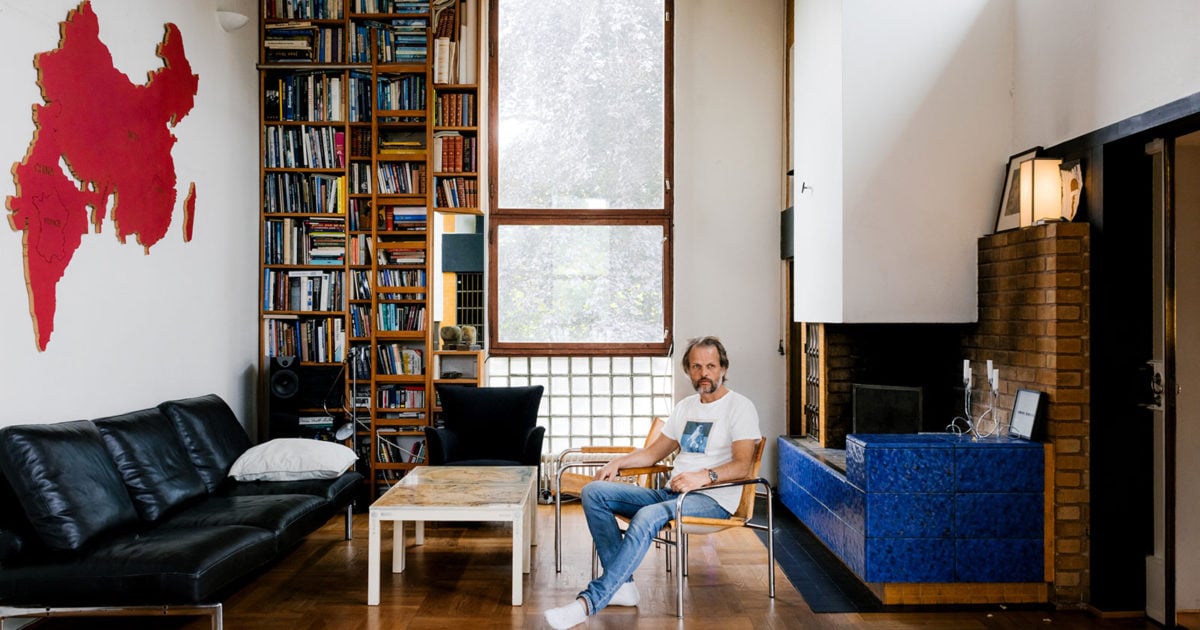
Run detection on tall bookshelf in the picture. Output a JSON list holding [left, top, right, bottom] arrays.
[[259, 0, 482, 499]]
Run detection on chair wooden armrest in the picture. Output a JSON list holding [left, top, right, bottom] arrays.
[[554, 446, 635, 471], [677, 515, 749, 528], [615, 464, 672, 477], [579, 445, 636, 454]]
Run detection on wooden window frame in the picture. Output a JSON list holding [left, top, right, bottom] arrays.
[[486, 0, 674, 357]]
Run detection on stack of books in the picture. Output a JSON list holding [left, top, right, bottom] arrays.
[[265, 22, 316, 63], [374, 19, 429, 64], [304, 217, 346, 265]]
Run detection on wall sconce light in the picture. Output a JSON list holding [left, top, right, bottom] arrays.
[[995, 149, 1083, 233], [217, 10, 251, 32], [1019, 156, 1061, 224]]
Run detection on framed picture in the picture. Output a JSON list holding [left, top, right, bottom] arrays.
[[1008, 388, 1045, 440], [994, 147, 1042, 233], [1060, 159, 1083, 221]]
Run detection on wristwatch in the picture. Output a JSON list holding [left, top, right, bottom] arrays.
[[707, 469, 719, 484]]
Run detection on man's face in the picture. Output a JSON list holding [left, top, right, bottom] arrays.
[[687, 345, 726, 394]]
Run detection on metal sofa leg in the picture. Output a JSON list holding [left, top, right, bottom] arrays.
[[0, 603, 223, 629], [346, 504, 354, 540]]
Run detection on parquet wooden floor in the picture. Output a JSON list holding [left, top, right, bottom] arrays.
[[28, 503, 1177, 629]]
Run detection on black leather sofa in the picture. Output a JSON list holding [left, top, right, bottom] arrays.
[[0, 394, 362, 628]]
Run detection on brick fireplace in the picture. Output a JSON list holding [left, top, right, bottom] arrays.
[[797, 221, 1091, 604]]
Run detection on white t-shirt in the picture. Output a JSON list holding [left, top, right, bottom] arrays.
[[662, 389, 762, 514]]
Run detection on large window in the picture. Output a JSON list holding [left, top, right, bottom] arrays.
[[489, 0, 673, 356]]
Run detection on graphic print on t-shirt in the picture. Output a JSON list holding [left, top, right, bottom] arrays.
[[681, 420, 713, 453]]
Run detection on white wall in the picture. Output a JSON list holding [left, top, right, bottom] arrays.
[[0, 0, 260, 428], [674, 0, 787, 481], [1013, 0, 1200, 151], [791, 0, 1012, 324], [841, 0, 1010, 322]]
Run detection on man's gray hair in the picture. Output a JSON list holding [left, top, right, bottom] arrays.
[[680, 336, 730, 374]]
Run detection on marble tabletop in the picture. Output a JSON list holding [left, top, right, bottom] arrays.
[[371, 465, 537, 509]]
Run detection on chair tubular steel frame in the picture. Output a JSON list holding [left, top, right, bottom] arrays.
[[552, 428, 774, 619], [663, 478, 775, 618], [553, 418, 669, 573], [553, 447, 671, 573]]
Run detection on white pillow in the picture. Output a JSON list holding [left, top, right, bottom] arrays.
[[229, 438, 358, 482]]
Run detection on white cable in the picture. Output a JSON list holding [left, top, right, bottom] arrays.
[[332, 346, 423, 461], [971, 388, 1001, 437], [946, 382, 974, 435]]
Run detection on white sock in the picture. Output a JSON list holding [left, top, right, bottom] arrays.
[[544, 599, 587, 629], [609, 581, 640, 607]]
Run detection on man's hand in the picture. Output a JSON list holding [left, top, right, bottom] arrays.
[[594, 459, 624, 481], [668, 470, 710, 494]]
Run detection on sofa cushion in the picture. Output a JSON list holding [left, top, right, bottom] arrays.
[[0, 421, 139, 552], [229, 438, 358, 482], [95, 408, 209, 522], [0, 525, 276, 606], [157, 494, 327, 552], [223, 470, 362, 506], [159, 394, 253, 493]]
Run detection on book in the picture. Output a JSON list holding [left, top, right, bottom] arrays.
[[433, 37, 452, 84], [462, 0, 477, 84], [264, 80, 282, 121], [378, 129, 425, 155]]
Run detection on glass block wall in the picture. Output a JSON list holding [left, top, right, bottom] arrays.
[[486, 356, 675, 455]]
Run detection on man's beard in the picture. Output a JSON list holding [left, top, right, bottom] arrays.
[[692, 375, 723, 394]]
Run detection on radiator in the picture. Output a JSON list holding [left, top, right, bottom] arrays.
[[538, 451, 603, 504]]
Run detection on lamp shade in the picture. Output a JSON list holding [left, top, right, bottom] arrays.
[[1019, 157, 1063, 224], [217, 10, 250, 32]]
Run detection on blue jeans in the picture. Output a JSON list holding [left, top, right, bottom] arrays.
[[576, 481, 729, 614]]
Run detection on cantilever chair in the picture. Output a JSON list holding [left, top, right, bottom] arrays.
[[658, 437, 774, 618], [424, 384, 545, 467], [553, 417, 671, 573]]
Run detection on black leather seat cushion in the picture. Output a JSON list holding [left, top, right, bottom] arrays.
[[94, 408, 209, 522], [158, 494, 327, 552], [0, 525, 275, 606], [223, 471, 362, 516], [159, 395, 253, 493], [0, 421, 139, 552]]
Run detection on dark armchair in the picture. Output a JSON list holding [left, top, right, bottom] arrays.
[[424, 385, 545, 467]]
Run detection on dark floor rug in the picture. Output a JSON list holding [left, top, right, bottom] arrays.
[[750, 496, 882, 613]]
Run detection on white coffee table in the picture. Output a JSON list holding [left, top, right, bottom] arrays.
[[367, 465, 538, 606]]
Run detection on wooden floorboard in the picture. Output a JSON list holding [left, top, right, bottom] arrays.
[[28, 503, 1170, 629]]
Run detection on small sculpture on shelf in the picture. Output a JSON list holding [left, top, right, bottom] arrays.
[[459, 325, 479, 350], [439, 325, 461, 350]]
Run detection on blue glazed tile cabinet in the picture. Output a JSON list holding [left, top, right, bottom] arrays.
[[778, 434, 1049, 603]]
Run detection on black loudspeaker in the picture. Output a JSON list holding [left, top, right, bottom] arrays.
[[268, 356, 344, 439]]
